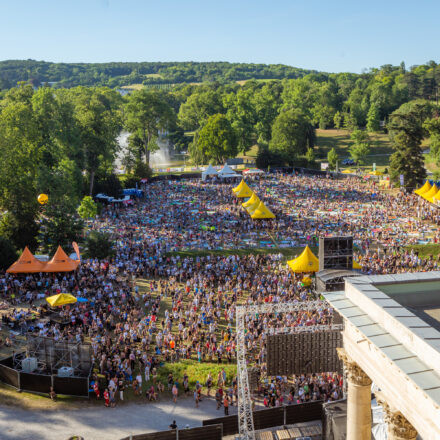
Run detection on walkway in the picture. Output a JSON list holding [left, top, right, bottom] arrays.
[[0, 397, 237, 440]]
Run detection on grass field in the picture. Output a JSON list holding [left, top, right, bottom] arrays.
[[405, 243, 440, 259], [166, 246, 316, 260], [315, 129, 394, 169], [120, 83, 144, 90]]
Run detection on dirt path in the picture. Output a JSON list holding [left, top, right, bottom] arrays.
[[0, 396, 237, 440]]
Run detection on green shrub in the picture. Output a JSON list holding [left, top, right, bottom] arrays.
[[84, 231, 115, 260]]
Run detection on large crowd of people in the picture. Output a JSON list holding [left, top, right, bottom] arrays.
[[1, 172, 439, 410]]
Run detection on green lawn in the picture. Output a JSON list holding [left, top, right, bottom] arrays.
[[405, 243, 440, 260], [315, 129, 394, 168], [166, 246, 317, 261]]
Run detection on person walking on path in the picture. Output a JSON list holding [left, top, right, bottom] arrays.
[[172, 383, 178, 403], [223, 396, 229, 415], [194, 388, 200, 408]]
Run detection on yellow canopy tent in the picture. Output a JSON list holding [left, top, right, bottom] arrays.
[[369, 170, 383, 176], [353, 260, 362, 269], [414, 181, 431, 196], [232, 180, 253, 198], [251, 201, 275, 219], [287, 246, 319, 273], [302, 276, 312, 287], [245, 198, 261, 215], [242, 193, 259, 208], [46, 293, 77, 307], [422, 184, 438, 200], [431, 189, 440, 204], [342, 169, 354, 174]]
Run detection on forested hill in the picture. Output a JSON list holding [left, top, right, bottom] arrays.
[[0, 60, 317, 89]]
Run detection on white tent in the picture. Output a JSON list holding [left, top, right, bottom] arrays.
[[218, 164, 239, 178], [201, 164, 218, 181]]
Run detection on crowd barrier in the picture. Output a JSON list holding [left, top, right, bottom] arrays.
[[203, 401, 323, 436], [0, 356, 90, 397], [120, 424, 222, 440]]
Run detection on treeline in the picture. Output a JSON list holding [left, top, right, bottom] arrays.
[[171, 62, 435, 167], [0, 60, 314, 89], [2, 59, 440, 261]]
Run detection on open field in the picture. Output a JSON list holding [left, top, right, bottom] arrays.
[[166, 246, 316, 260], [120, 83, 144, 90], [405, 243, 440, 260], [315, 129, 393, 169]]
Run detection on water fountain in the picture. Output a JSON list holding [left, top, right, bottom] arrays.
[[116, 131, 184, 170]]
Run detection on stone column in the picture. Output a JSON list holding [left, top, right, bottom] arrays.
[[337, 348, 372, 440], [375, 392, 418, 440]]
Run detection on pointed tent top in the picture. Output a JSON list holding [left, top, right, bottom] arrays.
[[233, 180, 253, 198], [251, 201, 275, 219], [414, 180, 431, 196], [203, 164, 218, 176], [218, 164, 238, 177], [423, 184, 438, 200], [287, 245, 319, 273], [432, 189, 440, 202], [245, 198, 261, 215], [6, 246, 46, 273], [242, 193, 260, 208], [232, 179, 245, 193], [44, 246, 79, 272]]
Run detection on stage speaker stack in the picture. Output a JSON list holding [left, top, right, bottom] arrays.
[[318, 236, 353, 270]]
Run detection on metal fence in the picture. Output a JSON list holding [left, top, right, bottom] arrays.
[[120, 424, 222, 440], [0, 356, 90, 397], [203, 401, 323, 436]]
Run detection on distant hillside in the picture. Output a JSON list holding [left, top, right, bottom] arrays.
[[0, 60, 317, 90]]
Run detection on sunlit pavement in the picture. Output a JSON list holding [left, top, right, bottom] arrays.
[[0, 396, 238, 440]]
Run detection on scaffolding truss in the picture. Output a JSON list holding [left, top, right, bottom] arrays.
[[13, 335, 92, 376], [236, 300, 340, 440]]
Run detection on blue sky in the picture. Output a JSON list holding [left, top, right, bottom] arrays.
[[1, 0, 439, 73]]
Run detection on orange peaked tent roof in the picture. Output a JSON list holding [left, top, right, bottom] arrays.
[[44, 246, 79, 272], [7, 247, 46, 274]]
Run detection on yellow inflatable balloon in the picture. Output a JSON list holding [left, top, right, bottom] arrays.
[[37, 193, 48, 205]]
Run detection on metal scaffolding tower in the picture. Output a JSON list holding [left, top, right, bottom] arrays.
[[236, 300, 342, 440]]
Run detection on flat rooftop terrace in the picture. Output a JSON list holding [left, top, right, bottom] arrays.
[[377, 280, 440, 331]]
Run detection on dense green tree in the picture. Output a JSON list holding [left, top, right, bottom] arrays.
[[224, 87, 256, 153], [125, 89, 175, 166], [305, 147, 316, 166], [333, 111, 343, 129], [424, 117, 440, 168], [70, 87, 122, 194], [39, 202, 84, 255], [327, 148, 339, 171], [194, 114, 238, 164], [0, 236, 17, 270], [0, 85, 41, 249], [178, 90, 223, 131], [388, 101, 431, 188], [77, 196, 98, 220], [255, 145, 285, 169], [84, 231, 114, 260], [252, 83, 282, 143], [269, 109, 314, 164], [343, 111, 358, 131], [349, 130, 371, 167], [366, 103, 381, 132]]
